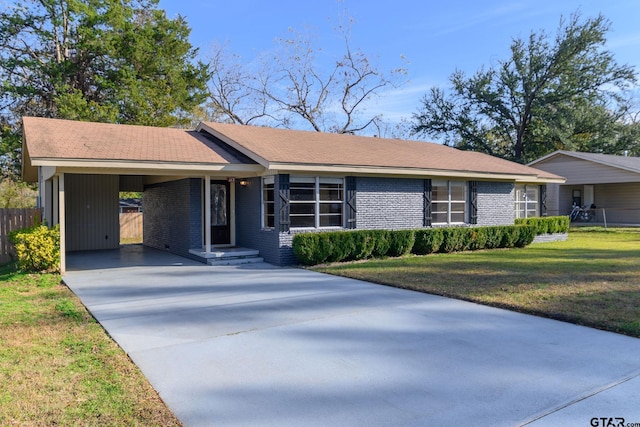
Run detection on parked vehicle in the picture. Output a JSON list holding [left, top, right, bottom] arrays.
[[569, 203, 596, 222]]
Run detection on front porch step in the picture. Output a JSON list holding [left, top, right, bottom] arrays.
[[206, 256, 264, 266], [188, 247, 263, 266]]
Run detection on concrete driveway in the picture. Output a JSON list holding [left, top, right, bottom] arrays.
[[63, 246, 640, 426]]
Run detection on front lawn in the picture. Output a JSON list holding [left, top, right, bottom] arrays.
[[0, 264, 180, 425], [315, 228, 640, 337]]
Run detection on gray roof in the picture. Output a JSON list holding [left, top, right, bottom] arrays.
[[529, 150, 640, 174]]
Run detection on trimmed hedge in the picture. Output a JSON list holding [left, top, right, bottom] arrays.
[[292, 224, 537, 266], [515, 216, 570, 235]]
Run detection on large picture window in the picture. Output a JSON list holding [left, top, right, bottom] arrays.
[[290, 177, 344, 228], [432, 180, 467, 224], [515, 185, 538, 218]]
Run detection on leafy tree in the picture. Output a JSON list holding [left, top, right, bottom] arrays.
[[208, 21, 407, 135], [413, 13, 637, 163], [0, 0, 209, 178], [0, 179, 37, 208]]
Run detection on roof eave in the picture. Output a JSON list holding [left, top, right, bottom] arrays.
[[29, 158, 265, 176], [265, 162, 564, 182]]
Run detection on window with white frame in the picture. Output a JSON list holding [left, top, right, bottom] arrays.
[[515, 185, 538, 218], [290, 176, 344, 228], [432, 180, 467, 224], [262, 176, 275, 229]]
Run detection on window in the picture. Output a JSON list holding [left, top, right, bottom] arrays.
[[290, 177, 344, 228], [262, 177, 275, 228], [432, 180, 467, 224], [515, 185, 538, 218]]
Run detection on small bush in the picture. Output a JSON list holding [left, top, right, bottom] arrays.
[[387, 230, 415, 257], [372, 230, 391, 257], [351, 231, 376, 260], [483, 226, 503, 249], [293, 233, 325, 266], [412, 228, 444, 255], [515, 216, 569, 235], [441, 228, 468, 253], [500, 226, 520, 248], [9, 224, 60, 273], [326, 232, 355, 262], [515, 225, 537, 247], [468, 227, 488, 251]]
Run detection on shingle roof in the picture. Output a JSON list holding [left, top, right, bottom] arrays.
[[23, 116, 247, 164], [22, 116, 563, 182], [530, 150, 640, 174], [199, 122, 561, 179]]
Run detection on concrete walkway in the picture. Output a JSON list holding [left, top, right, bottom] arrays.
[[63, 246, 640, 426]]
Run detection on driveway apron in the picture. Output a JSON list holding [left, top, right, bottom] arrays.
[[63, 247, 640, 426]]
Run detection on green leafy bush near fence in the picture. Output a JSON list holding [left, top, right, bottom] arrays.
[[9, 224, 60, 273], [515, 216, 570, 235], [293, 225, 537, 266]]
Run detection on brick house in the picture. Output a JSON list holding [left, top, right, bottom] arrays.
[[22, 117, 564, 272]]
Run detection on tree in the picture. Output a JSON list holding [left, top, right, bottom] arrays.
[[0, 0, 209, 179], [0, 179, 36, 208], [208, 22, 407, 135], [412, 13, 637, 163]]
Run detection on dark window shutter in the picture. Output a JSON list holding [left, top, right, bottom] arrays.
[[469, 181, 478, 225], [278, 174, 290, 232], [539, 184, 547, 216], [423, 179, 432, 227], [345, 176, 357, 229]]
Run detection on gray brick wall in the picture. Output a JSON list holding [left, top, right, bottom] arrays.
[[477, 181, 515, 226], [143, 178, 202, 259], [355, 177, 424, 229], [235, 177, 281, 265]]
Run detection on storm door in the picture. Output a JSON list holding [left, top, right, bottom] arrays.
[[210, 181, 231, 245]]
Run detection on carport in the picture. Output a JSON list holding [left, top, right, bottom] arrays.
[[63, 249, 640, 426], [21, 117, 262, 272]]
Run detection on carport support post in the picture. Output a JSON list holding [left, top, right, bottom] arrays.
[[58, 173, 66, 274], [204, 176, 211, 254]]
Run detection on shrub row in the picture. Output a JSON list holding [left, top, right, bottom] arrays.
[[514, 216, 570, 235], [292, 225, 537, 266], [9, 224, 60, 273]]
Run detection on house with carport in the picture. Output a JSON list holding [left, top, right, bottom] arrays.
[[21, 117, 564, 272], [529, 150, 640, 224]]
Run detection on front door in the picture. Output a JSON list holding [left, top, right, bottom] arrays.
[[210, 181, 231, 245]]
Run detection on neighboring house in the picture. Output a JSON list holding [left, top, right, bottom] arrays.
[[529, 150, 640, 224], [22, 117, 563, 272], [119, 198, 142, 213]]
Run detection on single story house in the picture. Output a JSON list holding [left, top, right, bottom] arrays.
[[22, 117, 564, 272], [529, 150, 640, 224]]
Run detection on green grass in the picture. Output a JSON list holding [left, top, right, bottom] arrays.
[[315, 228, 640, 337], [0, 263, 181, 425]]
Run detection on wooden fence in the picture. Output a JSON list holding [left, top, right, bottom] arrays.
[[120, 212, 143, 243], [0, 208, 42, 264]]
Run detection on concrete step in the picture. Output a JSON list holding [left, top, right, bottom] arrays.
[[189, 247, 263, 266], [207, 257, 264, 266]]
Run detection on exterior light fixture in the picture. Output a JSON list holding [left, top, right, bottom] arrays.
[[239, 179, 248, 187]]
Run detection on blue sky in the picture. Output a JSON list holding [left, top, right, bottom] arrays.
[[158, 0, 640, 126]]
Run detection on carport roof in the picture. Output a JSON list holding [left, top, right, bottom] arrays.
[[22, 117, 258, 182], [530, 150, 640, 175]]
